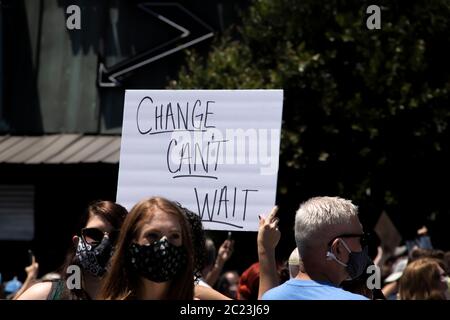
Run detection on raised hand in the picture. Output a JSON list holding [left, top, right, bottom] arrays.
[[258, 206, 281, 253]]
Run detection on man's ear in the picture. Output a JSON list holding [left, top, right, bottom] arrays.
[[73, 235, 79, 246], [330, 238, 341, 257], [329, 239, 338, 254]]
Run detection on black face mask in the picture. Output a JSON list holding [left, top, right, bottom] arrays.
[[344, 246, 370, 279], [128, 237, 187, 283], [74, 235, 113, 277], [327, 239, 370, 280]]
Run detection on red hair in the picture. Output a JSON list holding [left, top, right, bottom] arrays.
[[99, 197, 194, 300]]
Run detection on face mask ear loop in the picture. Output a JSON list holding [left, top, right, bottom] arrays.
[[327, 251, 348, 267], [326, 238, 348, 267], [339, 238, 352, 254]]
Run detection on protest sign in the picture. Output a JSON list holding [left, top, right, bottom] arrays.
[[117, 90, 283, 231]]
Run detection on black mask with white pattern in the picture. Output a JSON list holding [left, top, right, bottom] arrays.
[[74, 235, 113, 277], [128, 237, 187, 283]]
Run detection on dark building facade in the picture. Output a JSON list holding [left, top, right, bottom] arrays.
[[0, 0, 252, 281]]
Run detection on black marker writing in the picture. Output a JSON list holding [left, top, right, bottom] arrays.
[[194, 187, 259, 228], [136, 96, 215, 135], [166, 137, 228, 179]]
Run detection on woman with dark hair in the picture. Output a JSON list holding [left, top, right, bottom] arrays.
[[174, 202, 207, 283], [17, 200, 128, 300], [99, 197, 195, 300]]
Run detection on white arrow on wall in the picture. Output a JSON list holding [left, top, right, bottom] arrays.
[[98, 2, 214, 87]]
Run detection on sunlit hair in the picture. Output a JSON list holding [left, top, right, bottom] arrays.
[[398, 258, 446, 300], [99, 197, 194, 300], [294, 196, 358, 256]]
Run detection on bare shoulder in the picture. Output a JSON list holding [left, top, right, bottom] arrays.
[[194, 284, 232, 300], [16, 281, 53, 300]]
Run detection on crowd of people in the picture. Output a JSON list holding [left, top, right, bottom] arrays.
[[1, 196, 449, 300]]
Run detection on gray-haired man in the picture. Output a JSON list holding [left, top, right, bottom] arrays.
[[263, 196, 369, 300]]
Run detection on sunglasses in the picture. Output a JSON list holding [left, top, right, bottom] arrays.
[[328, 232, 369, 248], [81, 227, 119, 245]]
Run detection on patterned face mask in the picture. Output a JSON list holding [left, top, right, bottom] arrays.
[[128, 237, 187, 283], [74, 235, 113, 277]]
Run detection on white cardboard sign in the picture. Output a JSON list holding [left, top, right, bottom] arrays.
[[117, 90, 283, 231]]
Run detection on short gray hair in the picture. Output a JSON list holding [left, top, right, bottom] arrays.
[[294, 197, 358, 256]]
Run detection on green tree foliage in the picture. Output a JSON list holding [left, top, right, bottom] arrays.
[[170, 0, 450, 246]]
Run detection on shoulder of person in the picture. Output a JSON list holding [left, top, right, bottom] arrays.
[[335, 287, 369, 300], [260, 282, 290, 300], [195, 278, 212, 288], [16, 281, 53, 300], [194, 284, 232, 300]]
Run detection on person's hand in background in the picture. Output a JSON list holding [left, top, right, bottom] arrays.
[[204, 239, 234, 287], [216, 239, 234, 267], [25, 254, 39, 282], [13, 252, 39, 300]]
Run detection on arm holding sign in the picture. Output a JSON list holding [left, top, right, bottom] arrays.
[[257, 206, 281, 299]]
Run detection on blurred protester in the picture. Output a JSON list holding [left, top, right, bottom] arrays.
[[262, 197, 369, 300], [215, 271, 240, 299], [398, 258, 448, 300], [444, 252, 450, 299], [379, 246, 408, 282], [3, 276, 22, 299], [202, 237, 234, 287], [406, 226, 433, 254], [197, 238, 216, 289], [410, 248, 445, 262], [196, 206, 284, 300], [288, 248, 301, 279], [381, 257, 408, 300], [12, 253, 39, 299], [238, 262, 260, 300], [99, 197, 195, 299], [18, 201, 127, 300]]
